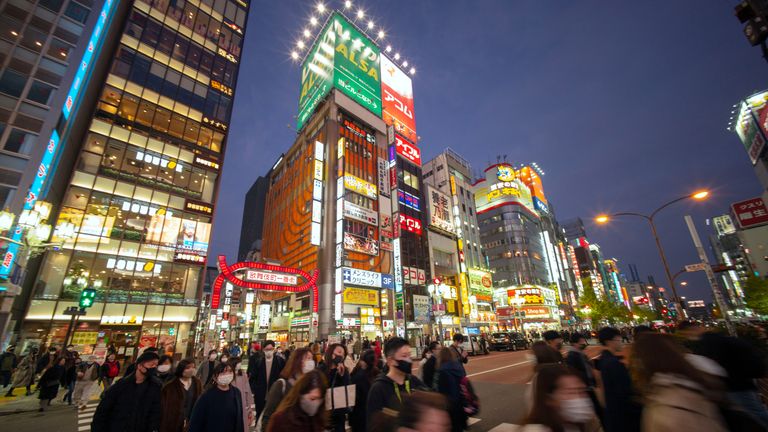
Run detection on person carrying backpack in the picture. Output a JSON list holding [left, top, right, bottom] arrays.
[[259, 347, 314, 431]]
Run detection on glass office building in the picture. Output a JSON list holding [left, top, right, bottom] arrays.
[[20, 0, 248, 358]]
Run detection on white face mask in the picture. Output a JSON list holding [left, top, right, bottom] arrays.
[[302, 359, 316, 374], [560, 397, 594, 423], [300, 396, 323, 416], [221, 357, 229, 363], [209, 354, 217, 361], [158, 364, 171, 373], [216, 373, 234, 386]]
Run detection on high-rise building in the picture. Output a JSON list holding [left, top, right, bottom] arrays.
[[708, 214, 747, 306], [238, 174, 270, 262], [11, 0, 250, 356]]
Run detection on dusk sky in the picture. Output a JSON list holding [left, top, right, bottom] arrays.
[[212, 1, 767, 302]]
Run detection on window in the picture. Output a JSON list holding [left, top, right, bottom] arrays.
[[27, 80, 55, 105], [20, 27, 47, 53], [64, 1, 90, 24], [46, 38, 72, 62], [0, 69, 26, 97], [4, 129, 36, 155], [38, 0, 64, 13], [0, 16, 24, 43], [36, 58, 67, 85]]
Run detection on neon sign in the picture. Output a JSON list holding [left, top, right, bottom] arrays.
[[395, 135, 421, 166], [399, 214, 422, 235]]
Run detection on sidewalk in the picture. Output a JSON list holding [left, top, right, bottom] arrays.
[[0, 385, 101, 416]]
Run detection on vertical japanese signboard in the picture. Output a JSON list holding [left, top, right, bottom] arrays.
[[427, 185, 454, 233], [381, 55, 417, 144], [329, 12, 381, 116]]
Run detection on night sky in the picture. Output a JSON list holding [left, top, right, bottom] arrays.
[[211, 1, 767, 303]]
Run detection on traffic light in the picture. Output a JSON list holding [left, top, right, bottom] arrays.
[[79, 287, 96, 308], [736, 0, 768, 46]]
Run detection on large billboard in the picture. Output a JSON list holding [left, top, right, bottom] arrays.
[[331, 12, 381, 116], [734, 90, 768, 165], [474, 163, 536, 215], [297, 20, 334, 131], [427, 185, 454, 233], [381, 55, 417, 144]]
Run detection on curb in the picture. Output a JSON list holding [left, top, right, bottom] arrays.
[[0, 408, 37, 416]]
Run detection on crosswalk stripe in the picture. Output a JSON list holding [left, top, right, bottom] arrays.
[[467, 360, 531, 377], [81, 408, 96, 413], [468, 417, 481, 426], [488, 423, 520, 432], [78, 418, 92, 424], [78, 426, 90, 431]]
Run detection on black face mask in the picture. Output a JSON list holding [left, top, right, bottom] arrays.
[[395, 360, 412, 375], [332, 355, 344, 365], [144, 367, 158, 377]]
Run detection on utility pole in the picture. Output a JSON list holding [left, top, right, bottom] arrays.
[[684, 216, 736, 336]]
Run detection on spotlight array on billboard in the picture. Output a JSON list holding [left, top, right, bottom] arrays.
[[291, 1, 416, 75]]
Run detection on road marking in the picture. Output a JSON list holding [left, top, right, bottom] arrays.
[[78, 426, 90, 431], [467, 360, 531, 377], [488, 423, 520, 432], [78, 418, 92, 424]]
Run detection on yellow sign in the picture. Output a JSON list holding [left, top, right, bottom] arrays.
[[71, 331, 98, 346], [344, 174, 377, 199], [343, 287, 379, 306], [314, 160, 324, 181]]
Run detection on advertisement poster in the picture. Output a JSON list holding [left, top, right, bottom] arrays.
[[381, 55, 417, 144], [343, 201, 379, 225], [343, 232, 379, 256], [412, 295, 430, 324], [394, 134, 421, 166], [379, 196, 393, 239], [344, 174, 377, 199], [138, 335, 158, 355], [297, 16, 334, 130], [343, 287, 379, 306], [427, 186, 454, 233]]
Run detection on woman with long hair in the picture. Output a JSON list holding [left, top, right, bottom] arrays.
[[260, 347, 314, 431], [631, 333, 728, 432], [349, 349, 380, 432], [160, 359, 203, 432], [266, 369, 328, 432], [436, 345, 467, 432], [188, 363, 243, 432], [318, 343, 351, 432], [229, 357, 255, 432], [520, 364, 600, 432]]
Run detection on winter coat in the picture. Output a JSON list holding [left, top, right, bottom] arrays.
[[188, 386, 244, 432], [438, 359, 468, 432], [195, 360, 218, 386], [77, 363, 99, 382], [11, 354, 35, 387], [261, 377, 294, 432], [421, 355, 438, 389], [100, 360, 120, 380], [349, 368, 375, 432], [366, 374, 425, 429], [160, 376, 203, 432], [266, 402, 324, 432], [91, 373, 163, 432], [232, 373, 255, 432], [595, 350, 642, 432], [641, 373, 728, 432], [248, 355, 285, 414], [38, 364, 64, 400]]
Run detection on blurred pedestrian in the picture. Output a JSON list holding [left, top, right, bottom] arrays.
[[565, 332, 602, 424], [519, 364, 601, 431], [437, 344, 467, 432], [260, 347, 314, 431], [157, 354, 174, 383], [596, 327, 641, 432], [367, 337, 424, 431], [196, 349, 219, 386], [0, 345, 17, 390], [5, 348, 36, 396], [248, 340, 285, 419], [160, 359, 202, 432], [449, 334, 468, 369], [73, 355, 99, 410], [92, 350, 161, 432], [230, 357, 255, 432], [37, 356, 65, 412], [35, 346, 57, 386], [631, 332, 728, 431], [318, 343, 351, 432], [350, 349, 380, 432], [543, 330, 565, 362], [99, 352, 120, 393], [61, 355, 79, 405], [188, 363, 243, 432], [419, 342, 440, 389], [396, 391, 451, 432], [531, 340, 562, 371], [266, 369, 328, 432]]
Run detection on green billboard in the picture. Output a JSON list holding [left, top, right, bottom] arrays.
[[297, 12, 382, 131]]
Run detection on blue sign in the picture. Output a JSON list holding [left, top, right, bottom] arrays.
[[398, 190, 420, 211], [533, 196, 549, 214], [381, 273, 394, 290], [466, 327, 480, 335]]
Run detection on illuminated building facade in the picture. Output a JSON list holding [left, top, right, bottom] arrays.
[[14, 0, 249, 357]]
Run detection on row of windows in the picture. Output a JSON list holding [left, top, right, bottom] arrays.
[[97, 84, 225, 153], [140, 0, 247, 34], [136, 0, 243, 59]]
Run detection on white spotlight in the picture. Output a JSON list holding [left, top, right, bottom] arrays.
[[410, 67, 415, 75], [316, 3, 326, 13], [386, 45, 392, 52], [377, 30, 385, 39], [367, 20, 374, 29], [402, 61, 408, 67], [310, 16, 318, 26], [357, 9, 364, 19], [291, 51, 299, 60], [345, 0, 352, 8], [394, 53, 400, 60], [297, 40, 305, 49], [303, 29, 311, 38]]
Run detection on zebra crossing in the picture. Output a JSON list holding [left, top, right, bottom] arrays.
[[76, 401, 98, 432]]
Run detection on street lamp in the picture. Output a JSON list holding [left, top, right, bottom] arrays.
[[594, 190, 710, 320]]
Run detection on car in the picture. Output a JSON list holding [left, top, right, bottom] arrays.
[[461, 335, 489, 356], [490, 332, 529, 351]]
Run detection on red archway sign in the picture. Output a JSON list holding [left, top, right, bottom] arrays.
[[210, 255, 319, 312]]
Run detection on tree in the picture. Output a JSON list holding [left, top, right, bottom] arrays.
[[744, 276, 768, 315]]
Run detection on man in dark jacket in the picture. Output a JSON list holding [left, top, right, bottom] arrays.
[[421, 342, 440, 389], [92, 351, 162, 432], [565, 332, 602, 424], [247, 340, 284, 417], [596, 327, 641, 432], [367, 337, 424, 431]]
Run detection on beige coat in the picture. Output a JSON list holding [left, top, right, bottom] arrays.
[[642, 373, 728, 432]]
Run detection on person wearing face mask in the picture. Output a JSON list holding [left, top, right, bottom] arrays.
[[229, 357, 255, 432], [188, 363, 244, 432], [196, 349, 219, 386], [318, 343, 352, 432], [349, 349, 380, 432], [595, 327, 641, 432], [520, 364, 601, 432], [419, 342, 440, 389], [73, 355, 99, 410], [367, 337, 425, 432], [266, 369, 328, 432], [565, 333, 602, 425], [92, 351, 162, 432], [157, 355, 174, 383], [160, 359, 203, 432], [437, 343, 468, 432], [248, 340, 286, 419], [259, 347, 314, 432], [99, 352, 120, 394]]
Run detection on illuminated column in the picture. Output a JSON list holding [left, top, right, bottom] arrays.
[[317, 114, 339, 340]]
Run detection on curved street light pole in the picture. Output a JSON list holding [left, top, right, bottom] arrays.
[[603, 194, 703, 320]]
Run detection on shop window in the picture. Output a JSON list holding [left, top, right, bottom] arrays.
[[181, 3, 196, 30], [77, 152, 101, 174], [197, 126, 212, 149], [206, 18, 220, 45], [47, 37, 72, 62], [174, 164, 191, 189], [211, 131, 223, 152], [183, 120, 199, 144], [141, 19, 161, 47], [153, 0, 170, 14], [100, 85, 122, 108], [171, 37, 188, 63], [199, 50, 213, 76], [36, 249, 72, 299], [167, 0, 184, 22], [188, 168, 205, 194], [0, 69, 26, 97], [27, 80, 55, 106], [102, 139, 125, 170], [4, 129, 36, 155], [147, 62, 167, 93], [20, 26, 46, 54], [126, 11, 146, 40]]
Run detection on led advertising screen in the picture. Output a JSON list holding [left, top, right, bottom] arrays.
[[330, 12, 382, 117], [297, 19, 334, 131], [475, 163, 536, 215], [381, 55, 416, 144]]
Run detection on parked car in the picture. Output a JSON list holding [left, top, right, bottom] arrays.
[[462, 335, 489, 356], [490, 332, 529, 351]]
